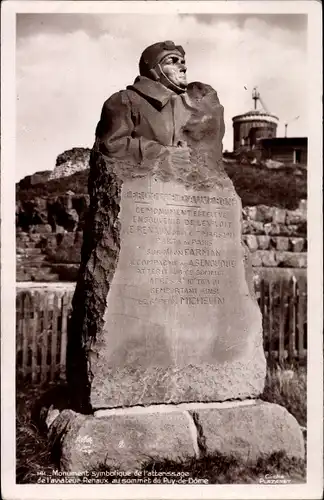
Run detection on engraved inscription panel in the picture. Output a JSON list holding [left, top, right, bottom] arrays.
[[97, 176, 261, 363], [124, 184, 235, 307]]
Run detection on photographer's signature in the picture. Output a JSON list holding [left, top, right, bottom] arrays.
[[259, 473, 291, 484]]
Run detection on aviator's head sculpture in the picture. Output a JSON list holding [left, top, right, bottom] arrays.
[[139, 40, 188, 94]]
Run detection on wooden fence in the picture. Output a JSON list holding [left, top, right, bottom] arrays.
[[16, 277, 307, 384], [16, 290, 74, 384], [257, 277, 307, 365]]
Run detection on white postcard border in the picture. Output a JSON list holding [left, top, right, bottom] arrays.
[[1, 2, 323, 499]]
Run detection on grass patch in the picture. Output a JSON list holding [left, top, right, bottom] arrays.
[[225, 162, 306, 209], [139, 451, 305, 484], [261, 365, 307, 427], [84, 451, 305, 485], [16, 385, 56, 483]]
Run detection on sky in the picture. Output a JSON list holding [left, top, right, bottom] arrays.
[[16, 13, 308, 180]]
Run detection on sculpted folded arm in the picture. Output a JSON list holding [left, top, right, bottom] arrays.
[[95, 91, 168, 164]]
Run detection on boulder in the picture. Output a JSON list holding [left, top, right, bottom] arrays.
[[194, 401, 304, 462], [48, 408, 197, 472], [50, 148, 91, 180]]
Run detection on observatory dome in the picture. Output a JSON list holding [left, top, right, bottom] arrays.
[[232, 89, 279, 151]]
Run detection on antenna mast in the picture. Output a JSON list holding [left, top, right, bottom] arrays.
[[252, 87, 260, 110], [284, 116, 300, 138], [252, 87, 270, 113]]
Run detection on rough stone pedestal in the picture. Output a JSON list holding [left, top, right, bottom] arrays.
[[47, 400, 304, 473]]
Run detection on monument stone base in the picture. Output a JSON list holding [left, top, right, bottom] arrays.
[[46, 400, 304, 474]]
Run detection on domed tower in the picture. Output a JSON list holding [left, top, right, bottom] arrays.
[[232, 88, 278, 151]]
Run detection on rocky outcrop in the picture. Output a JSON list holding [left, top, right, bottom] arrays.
[[49, 148, 91, 180]]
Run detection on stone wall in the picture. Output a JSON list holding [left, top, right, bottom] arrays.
[[242, 200, 307, 269], [16, 198, 307, 281]]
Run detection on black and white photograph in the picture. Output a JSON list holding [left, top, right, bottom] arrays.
[[1, 1, 322, 499]]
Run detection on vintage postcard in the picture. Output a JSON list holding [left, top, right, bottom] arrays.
[[1, 1, 323, 499]]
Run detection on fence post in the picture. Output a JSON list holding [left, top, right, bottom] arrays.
[[60, 292, 70, 379], [278, 278, 286, 365], [288, 276, 297, 363], [30, 292, 39, 384], [50, 293, 59, 382], [40, 293, 49, 384], [259, 278, 266, 355], [21, 292, 31, 378], [16, 293, 23, 380], [268, 279, 273, 365], [297, 280, 307, 361]]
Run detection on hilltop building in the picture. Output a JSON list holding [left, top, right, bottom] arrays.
[[260, 137, 307, 165], [232, 88, 279, 151], [230, 88, 307, 166]]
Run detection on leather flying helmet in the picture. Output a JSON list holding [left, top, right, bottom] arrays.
[[139, 41, 185, 79]]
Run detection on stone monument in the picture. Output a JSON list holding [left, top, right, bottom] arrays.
[[47, 41, 304, 473]]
